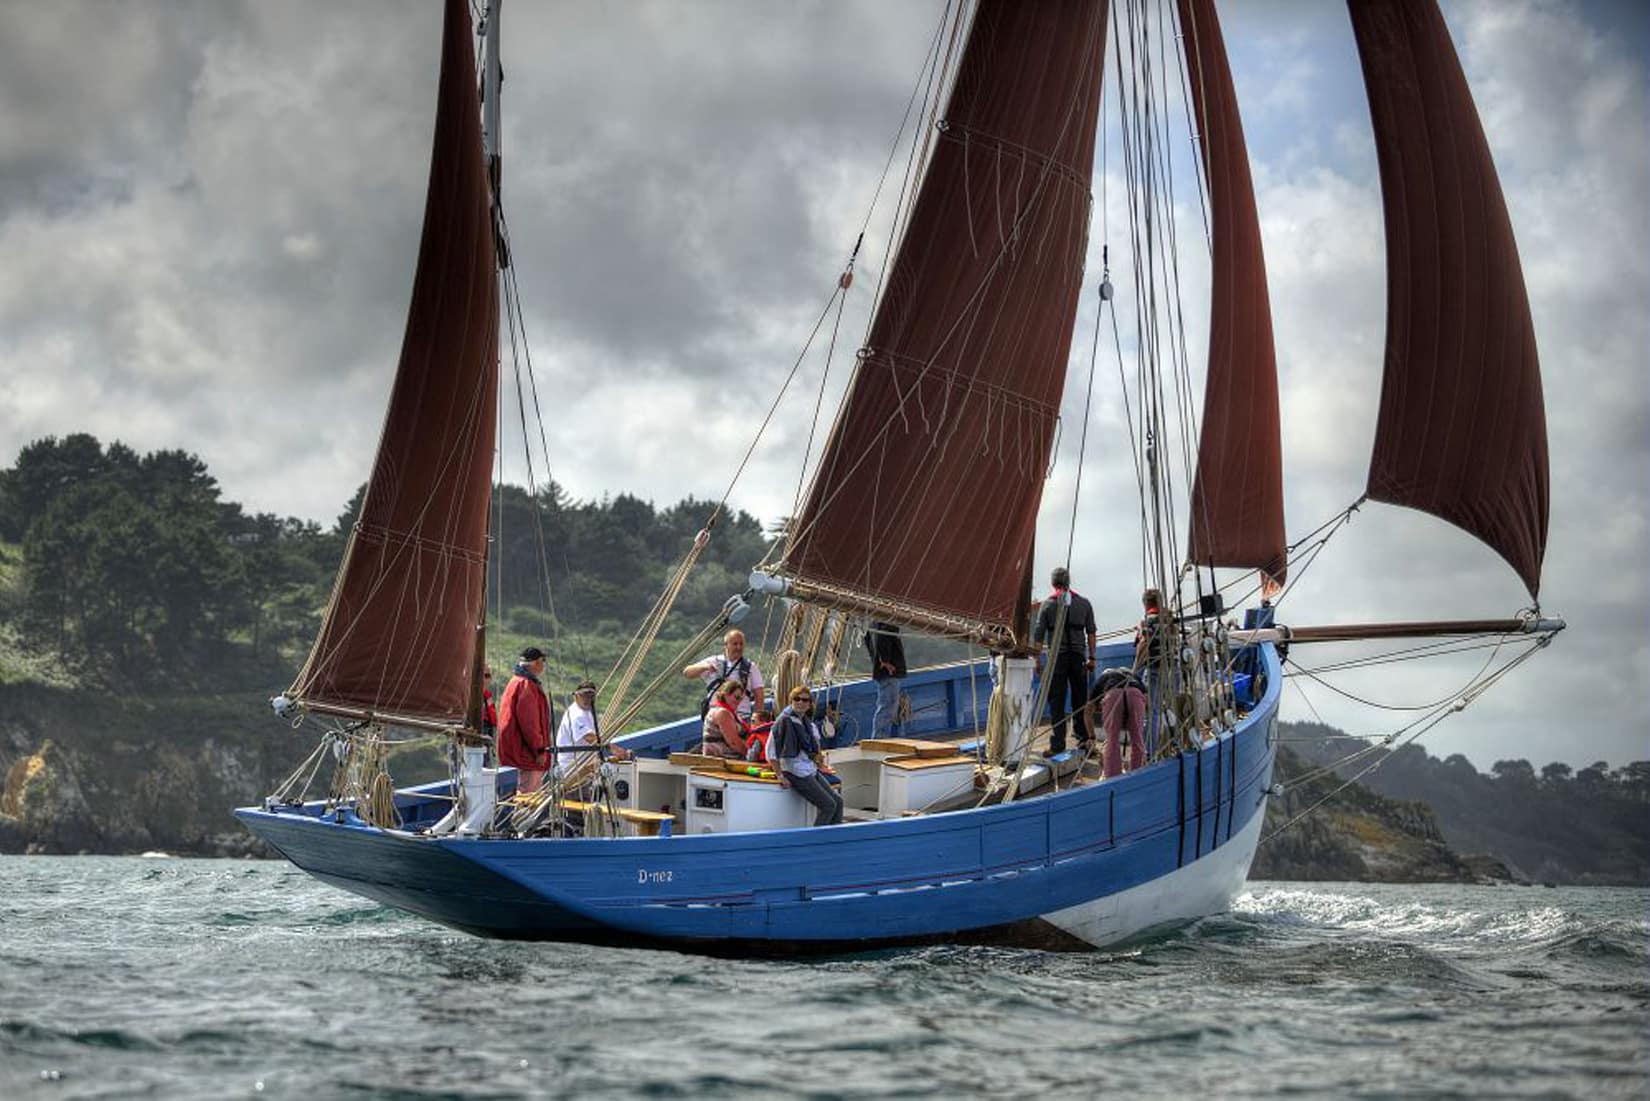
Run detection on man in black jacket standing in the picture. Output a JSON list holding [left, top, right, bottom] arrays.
[[864, 620, 908, 740], [1033, 567, 1097, 756]]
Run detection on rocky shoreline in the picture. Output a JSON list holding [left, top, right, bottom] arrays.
[[1250, 746, 1524, 884]]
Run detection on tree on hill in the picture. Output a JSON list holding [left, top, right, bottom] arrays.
[[2, 434, 777, 691], [1285, 722, 1649, 885]]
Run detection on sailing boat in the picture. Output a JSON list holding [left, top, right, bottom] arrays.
[[237, 0, 1562, 951]]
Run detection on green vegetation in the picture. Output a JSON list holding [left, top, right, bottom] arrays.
[[0, 433, 775, 725], [0, 433, 799, 853]]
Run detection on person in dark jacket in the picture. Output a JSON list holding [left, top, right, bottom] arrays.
[[771, 687, 843, 826], [864, 620, 908, 740], [1033, 567, 1097, 756], [497, 646, 554, 793]]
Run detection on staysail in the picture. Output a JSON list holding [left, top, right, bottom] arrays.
[[1179, 0, 1287, 588], [780, 0, 1110, 646], [1350, 0, 1549, 599], [289, 0, 500, 727]]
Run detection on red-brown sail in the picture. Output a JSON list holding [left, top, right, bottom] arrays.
[[782, 0, 1109, 644], [1179, 0, 1287, 588], [1350, 0, 1549, 598], [289, 0, 499, 726]]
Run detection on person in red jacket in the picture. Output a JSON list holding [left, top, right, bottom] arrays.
[[497, 646, 554, 793], [481, 667, 499, 738]]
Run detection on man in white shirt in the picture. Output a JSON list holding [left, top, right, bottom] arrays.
[[682, 629, 764, 720], [555, 680, 600, 775]]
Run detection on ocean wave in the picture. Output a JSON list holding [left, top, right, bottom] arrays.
[[1236, 885, 1646, 955], [301, 906, 401, 927], [0, 1019, 163, 1053]]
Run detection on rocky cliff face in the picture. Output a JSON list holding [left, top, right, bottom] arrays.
[[1250, 746, 1510, 883], [0, 683, 310, 856]]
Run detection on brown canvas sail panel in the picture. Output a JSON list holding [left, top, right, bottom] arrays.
[[289, 0, 499, 725], [1350, 0, 1549, 598], [1179, 0, 1287, 588], [782, 0, 1109, 641]]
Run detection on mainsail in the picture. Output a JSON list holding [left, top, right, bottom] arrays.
[[781, 0, 1110, 646], [1350, 0, 1549, 599], [288, 0, 500, 727], [1179, 0, 1287, 587]]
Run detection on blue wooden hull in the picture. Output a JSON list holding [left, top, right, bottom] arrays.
[[236, 643, 1279, 952]]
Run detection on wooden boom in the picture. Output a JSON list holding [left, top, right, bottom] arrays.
[[1230, 616, 1566, 645]]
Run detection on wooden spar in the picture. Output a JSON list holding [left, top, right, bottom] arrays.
[[1230, 616, 1566, 646], [298, 699, 474, 736], [752, 570, 1018, 651]]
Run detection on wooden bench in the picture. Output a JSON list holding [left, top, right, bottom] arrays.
[[668, 751, 728, 769], [883, 754, 977, 771], [560, 799, 676, 837], [859, 738, 962, 758]]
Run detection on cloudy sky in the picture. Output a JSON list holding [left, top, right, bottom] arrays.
[[1, 1, 1644, 769]]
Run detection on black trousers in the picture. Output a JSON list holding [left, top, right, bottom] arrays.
[[1047, 651, 1091, 753]]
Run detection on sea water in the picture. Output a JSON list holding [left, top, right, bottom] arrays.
[[0, 857, 1644, 1098]]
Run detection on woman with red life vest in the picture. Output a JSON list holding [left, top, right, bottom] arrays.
[[497, 646, 554, 792], [700, 680, 751, 758]]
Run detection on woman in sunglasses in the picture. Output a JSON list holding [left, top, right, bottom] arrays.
[[700, 679, 752, 758], [771, 687, 844, 826]]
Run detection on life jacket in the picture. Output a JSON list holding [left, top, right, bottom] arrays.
[[701, 705, 747, 756], [744, 719, 774, 763], [699, 656, 751, 719]]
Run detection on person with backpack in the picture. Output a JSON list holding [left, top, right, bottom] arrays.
[[682, 629, 764, 721]]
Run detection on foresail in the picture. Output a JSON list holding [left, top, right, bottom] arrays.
[[289, 0, 499, 726], [781, 0, 1109, 645], [1179, 0, 1286, 588], [1350, 0, 1549, 599]]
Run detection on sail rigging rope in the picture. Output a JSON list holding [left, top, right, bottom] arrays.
[[1260, 633, 1553, 844], [1283, 633, 1517, 714]]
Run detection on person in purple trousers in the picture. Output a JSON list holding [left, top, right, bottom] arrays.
[[1095, 666, 1148, 778]]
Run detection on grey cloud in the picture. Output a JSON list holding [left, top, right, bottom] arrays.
[[0, 1, 1644, 770]]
